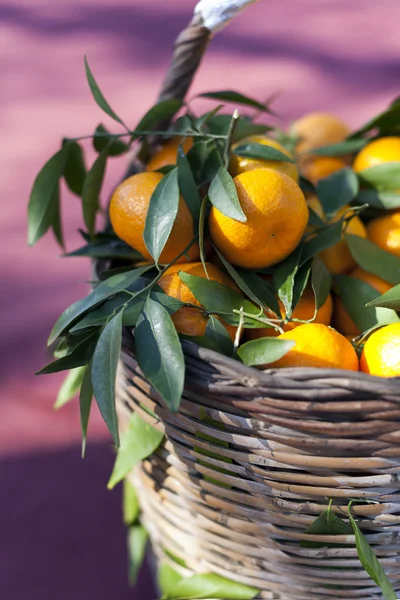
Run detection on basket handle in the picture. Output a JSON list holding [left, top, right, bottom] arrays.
[[156, 0, 260, 103]]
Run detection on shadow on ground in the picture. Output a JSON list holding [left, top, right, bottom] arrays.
[[0, 443, 156, 600]]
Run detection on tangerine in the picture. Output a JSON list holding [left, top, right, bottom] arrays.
[[269, 323, 359, 370], [158, 262, 238, 339], [109, 172, 199, 263], [360, 323, 400, 377], [209, 168, 308, 269]]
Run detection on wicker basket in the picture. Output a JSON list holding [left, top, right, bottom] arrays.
[[111, 5, 400, 599]]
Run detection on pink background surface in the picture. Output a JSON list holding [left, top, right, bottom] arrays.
[[2, 0, 400, 597]]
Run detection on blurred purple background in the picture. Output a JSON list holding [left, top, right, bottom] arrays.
[[2, 0, 400, 598]]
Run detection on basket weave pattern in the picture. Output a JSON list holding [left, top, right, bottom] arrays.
[[116, 331, 400, 600]]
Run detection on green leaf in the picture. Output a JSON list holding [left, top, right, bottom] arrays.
[[233, 142, 295, 163], [198, 90, 271, 113], [91, 311, 123, 446], [51, 184, 64, 248], [316, 168, 359, 217], [356, 189, 400, 210], [65, 240, 143, 259], [232, 118, 272, 142], [201, 145, 224, 184], [82, 146, 108, 238], [28, 147, 68, 245], [168, 115, 194, 135], [37, 330, 99, 374], [351, 105, 400, 137], [367, 283, 400, 310], [151, 291, 185, 314], [310, 139, 367, 156], [54, 366, 86, 409], [84, 55, 127, 128], [158, 564, 183, 597], [93, 124, 129, 156], [207, 114, 271, 142], [194, 105, 224, 130], [177, 272, 258, 323], [187, 141, 209, 183], [162, 572, 259, 600], [311, 257, 332, 310], [177, 146, 201, 221], [70, 279, 150, 332], [79, 361, 93, 458], [192, 315, 234, 355], [209, 167, 246, 221], [305, 510, 352, 535], [335, 275, 399, 332], [301, 220, 344, 265], [143, 168, 180, 264], [121, 287, 183, 328], [346, 234, 400, 285], [237, 338, 294, 367], [358, 162, 400, 191], [134, 99, 183, 135], [214, 248, 280, 315], [135, 297, 185, 412], [301, 507, 352, 548], [63, 140, 86, 196], [107, 413, 164, 489], [273, 246, 302, 317], [123, 480, 140, 526], [48, 266, 153, 345], [127, 525, 149, 587], [291, 260, 312, 310], [348, 509, 397, 600]]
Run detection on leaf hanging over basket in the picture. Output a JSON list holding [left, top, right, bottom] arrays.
[[161, 571, 259, 600], [127, 525, 149, 586], [48, 265, 153, 345], [348, 504, 397, 600], [107, 413, 164, 489], [135, 296, 185, 412], [237, 337, 294, 366], [54, 366, 87, 409], [92, 311, 123, 446], [63, 140, 86, 196], [27, 147, 69, 246], [79, 361, 93, 458]]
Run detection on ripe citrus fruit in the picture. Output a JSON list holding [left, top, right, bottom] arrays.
[[247, 287, 333, 339], [146, 136, 192, 171], [301, 156, 347, 185], [230, 135, 299, 182], [307, 196, 367, 274], [353, 136, 400, 172], [209, 168, 308, 269], [109, 172, 199, 263], [269, 323, 359, 370], [360, 323, 400, 377], [367, 210, 400, 257], [291, 112, 350, 154], [157, 262, 238, 338], [333, 267, 392, 336]]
